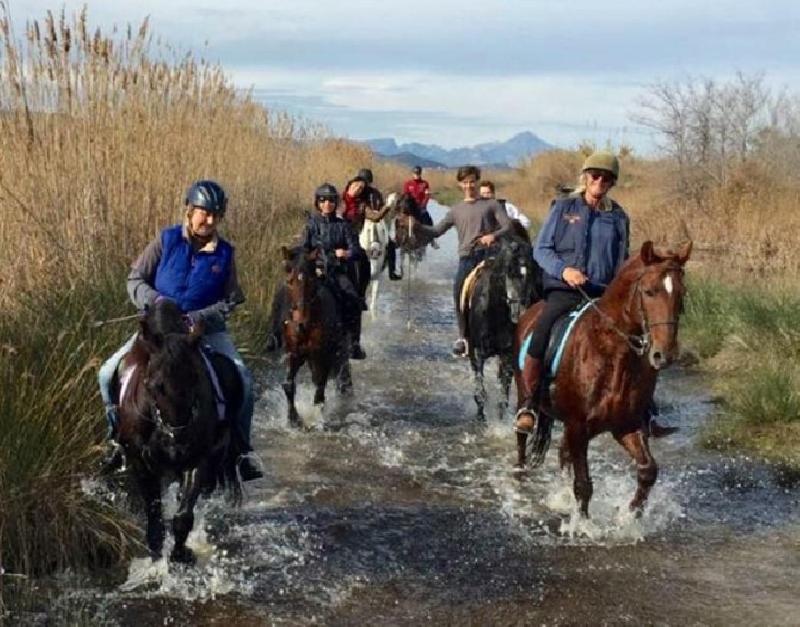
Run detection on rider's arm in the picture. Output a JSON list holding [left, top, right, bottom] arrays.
[[416, 210, 453, 237], [127, 237, 163, 310], [343, 220, 360, 259], [185, 257, 246, 331], [533, 201, 568, 280], [490, 200, 512, 238]]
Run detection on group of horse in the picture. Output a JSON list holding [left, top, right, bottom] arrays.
[[111, 191, 692, 564]]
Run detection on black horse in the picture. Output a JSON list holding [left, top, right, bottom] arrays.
[[117, 300, 241, 563], [465, 236, 540, 421]]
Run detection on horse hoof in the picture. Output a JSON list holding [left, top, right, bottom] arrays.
[[170, 546, 196, 565], [512, 463, 527, 476]]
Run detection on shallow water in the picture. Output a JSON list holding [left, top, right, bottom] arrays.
[[16, 201, 799, 625]]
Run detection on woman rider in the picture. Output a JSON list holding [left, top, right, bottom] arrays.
[[515, 152, 629, 436], [97, 180, 262, 481]]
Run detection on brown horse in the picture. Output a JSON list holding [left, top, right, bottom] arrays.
[[513, 241, 692, 516], [280, 246, 349, 425], [117, 300, 242, 562]]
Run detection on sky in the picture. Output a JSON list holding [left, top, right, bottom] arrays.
[[11, 0, 800, 152]]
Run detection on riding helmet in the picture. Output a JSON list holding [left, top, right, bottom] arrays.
[[185, 180, 228, 215], [314, 182, 339, 208], [356, 168, 374, 184], [581, 151, 620, 180]]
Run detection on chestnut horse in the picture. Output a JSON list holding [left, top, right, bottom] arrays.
[[514, 241, 692, 516], [280, 246, 349, 425], [118, 300, 241, 562]]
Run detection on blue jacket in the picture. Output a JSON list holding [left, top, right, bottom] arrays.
[[154, 225, 234, 312], [534, 196, 629, 295]]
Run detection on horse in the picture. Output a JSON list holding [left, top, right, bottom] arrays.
[[393, 192, 433, 277], [280, 246, 350, 425], [358, 208, 391, 315], [117, 299, 242, 563], [464, 236, 539, 421], [513, 241, 692, 517]]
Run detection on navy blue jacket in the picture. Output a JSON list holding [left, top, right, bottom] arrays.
[[154, 225, 234, 311], [534, 196, 629, 295]]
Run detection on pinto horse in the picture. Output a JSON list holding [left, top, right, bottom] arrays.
[[359, 213, 391, 315], [393, 193, 433, 275], [514, 241, 692, 516], [117, 300, 241, 563], [280, 246, 349, 425], [465, 236, 539, 420]]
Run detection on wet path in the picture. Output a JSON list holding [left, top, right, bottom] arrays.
[[35, 201, 800, 625]]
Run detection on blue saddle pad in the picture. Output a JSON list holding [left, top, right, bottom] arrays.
[[518, 300, 595, 377]]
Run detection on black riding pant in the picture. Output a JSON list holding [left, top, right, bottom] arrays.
[[526, 289, 583, 360], [419, 210, 433, 227], [453, 248, 489, 337]]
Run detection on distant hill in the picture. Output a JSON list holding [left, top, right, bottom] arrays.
[[364, 131, 553, 168], [377, 151, 447, 169]]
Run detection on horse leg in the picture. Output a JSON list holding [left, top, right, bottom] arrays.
[[310, 357, 329, 406], [614, 429, 658, 514], [369, 278, 379, 319], [137, 470, 165, 559], [471, 355, 487, 421], [564, 422, 592, 517], [170, 467, 205, 564], [498, 354, 513, 420], [282, 355, 303, 426]]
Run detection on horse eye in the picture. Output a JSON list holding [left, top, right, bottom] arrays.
[[644, 288, 657, 297]]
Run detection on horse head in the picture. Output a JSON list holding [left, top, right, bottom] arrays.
[[136, 300, 206, 457], [618, 240, 692, 370], [282, 245, 322, 339], [489, 238, 536, 324]]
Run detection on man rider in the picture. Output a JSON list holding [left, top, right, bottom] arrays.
[[411, 165, 511, 357], [403, 166, 433, 226]]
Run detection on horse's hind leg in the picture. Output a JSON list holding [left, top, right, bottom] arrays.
[[564, 423, 592, 517], [614, 428, 658, 514], [471, 356, 487, 421], [369, 279, 380, 319], [170, 467, 206, 564]]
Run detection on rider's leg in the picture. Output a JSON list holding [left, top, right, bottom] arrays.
[[451, 251, 485, 356], [265, 284, 289, 352], [203, 332, 262, 481], [336, 273, 367, 358], [517, 289, 583, 430], [387, 240, 401, 280], [98, 334, 137, 439]]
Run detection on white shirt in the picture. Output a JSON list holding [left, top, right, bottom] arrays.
[[501, 199, 531, 229]]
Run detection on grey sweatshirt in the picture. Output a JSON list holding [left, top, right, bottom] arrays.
[[418, 198, 511, 258]]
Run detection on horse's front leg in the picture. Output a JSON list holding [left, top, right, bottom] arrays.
[[135, 467, 165, 559], [471, 355, 487, 421], [564, 422, 592, 517], [614, 428, 658, 515], [497, 353, 514, 420], [309, 355, 331, 406], [282, 354, 304, 426], [369, 278, 380, 319], [170, 466, 206, 564]]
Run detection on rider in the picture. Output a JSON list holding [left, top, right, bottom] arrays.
[[411, 165, 512, 357], [515, 152, 629, 436], [303, 183, 368, 356], [479, 180, 531, 230], [97, 180, 263, 480], [403, 166, 433, 226]]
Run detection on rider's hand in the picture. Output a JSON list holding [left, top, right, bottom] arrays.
[[478, 233, 496, 246], [562, 267, 588, 287], [334, 248, 348, 259]]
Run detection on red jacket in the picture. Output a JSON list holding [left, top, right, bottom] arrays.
[[403, 178, 430, 210]]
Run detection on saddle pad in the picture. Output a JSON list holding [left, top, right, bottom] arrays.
[[118, 363, 137, 405], [200, 350, 227, 422], [460, 261, 487, 313], [518, 299, 595, 376]]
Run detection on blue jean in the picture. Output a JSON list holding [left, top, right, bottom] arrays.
[[97, 331, 255, 447]]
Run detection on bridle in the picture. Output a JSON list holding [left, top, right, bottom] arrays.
[[577, 262, 684, 357]]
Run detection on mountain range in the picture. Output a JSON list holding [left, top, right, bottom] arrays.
[[364, 131, 553, 169]]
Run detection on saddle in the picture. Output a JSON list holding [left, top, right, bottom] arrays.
[[518, 300, 595, 378], [459, 261, 487, 314]]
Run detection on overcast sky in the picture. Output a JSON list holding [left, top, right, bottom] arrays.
[[12, 0, 800, 151]]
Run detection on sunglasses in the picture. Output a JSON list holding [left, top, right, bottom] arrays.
[[586, 170, 615, 184], [318, 197, 337, 203]]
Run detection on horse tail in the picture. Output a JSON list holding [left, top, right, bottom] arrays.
[[526, 411, 554, 468]]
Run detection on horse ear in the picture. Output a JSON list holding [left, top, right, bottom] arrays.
[[640, 241, 659, 265], [676, 240, 693, 265], [138, 317, 160, 353]]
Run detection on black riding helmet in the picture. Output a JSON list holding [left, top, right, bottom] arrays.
[[356, 168, 373, 184], [314, 183, 339, 209], [185, 180, 228, 215]]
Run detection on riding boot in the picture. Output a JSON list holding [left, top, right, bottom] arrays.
[[387, 241, 401, 281], [515, 357, 544, 433], [231, 424, 263, 482], [99, 404, 126, 475], [348, 315, 366, 360]]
